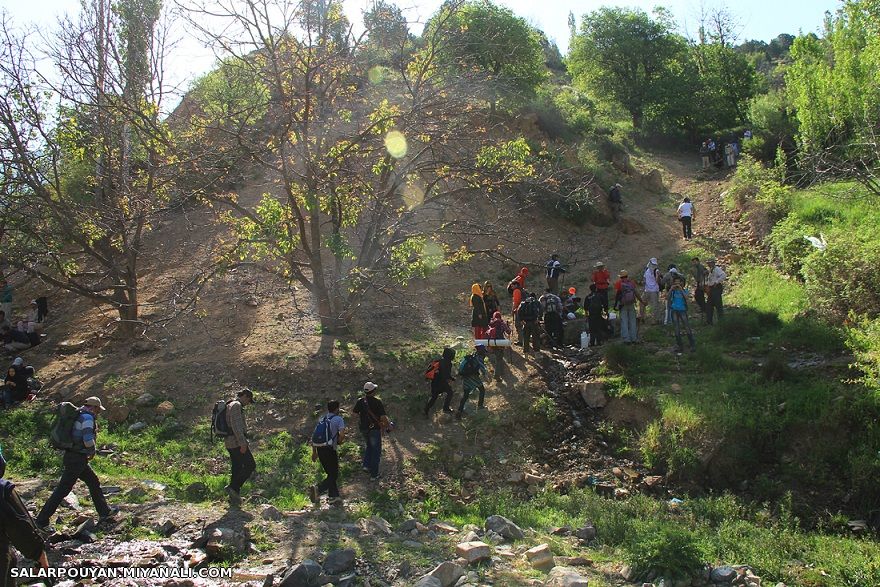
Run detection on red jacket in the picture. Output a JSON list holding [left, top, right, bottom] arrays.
[[592, 269, 611, 290]]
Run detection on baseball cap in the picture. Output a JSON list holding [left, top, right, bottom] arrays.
[[594, 261, 604, 268], [363, 382, 378, 393], [238, 388, 255, 402], [83, 396, 106, 411]]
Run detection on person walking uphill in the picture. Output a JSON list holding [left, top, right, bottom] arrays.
[[223, 388, 255, 506], [425, 347, 456, 417], [457, 345, 489, 419], [705, 258, 727, 325], [545, 254, 566, 295], [614, 270, 643, 344], [36, 397, 119, 531], [309, 400, 346, 506], [1, 449, 49, 586], [608, 183, 622, 220], [469, 283, 489, 340], [354, 382, 389, 481], [677, 197, 695, 240]]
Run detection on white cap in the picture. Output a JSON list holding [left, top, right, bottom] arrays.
[[649, 257, 658, 265], [363, 382, 378, 393], [83, 396, 106, 411]]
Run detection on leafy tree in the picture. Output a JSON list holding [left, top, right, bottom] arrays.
[[569, 7, 685, 129], [430, 0, 546, 115], [362, 0, 411, 66]]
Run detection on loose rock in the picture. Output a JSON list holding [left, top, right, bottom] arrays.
[[279, 560, 323, 587], [525, 544, 554, 570], [322, 549, 356, 575], [426, 561, 465, 587], [455, 541, 491, 564], [485, 515, 524, 540], [545, 566, 589, 587]]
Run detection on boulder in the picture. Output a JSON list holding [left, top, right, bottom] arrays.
[[360, 516, 392, 536], [618, 218, 645, 235], [128, 422, 148, 432], [574, 524, 596, 541], [279, 560, 323, 587], [455, 542, 491, 564], [185, 482, 208, 500], [130, 340, 159, 356], [413, 578, 443, 587], [525, 544, 554, 570], [57, 339, 89, 354], [578, 381, 607, 409], [155, 520, 178, 537], [641, 168, 666, 193], [74, 518, 97, 543], [545, 566, 589, 587], [426, 561, 465, 587], [710, 566, 737, 583], [260, 505, 283, 522], [134, 392, 158, 407], [106, 405, 131, 424], [485, 515, 524, 540], [155, 401, 174, 417], [322, 549, 356, 575], [611, 152, 636, 175], [430, 521, 459, 534], [398, 519, 419, 533]]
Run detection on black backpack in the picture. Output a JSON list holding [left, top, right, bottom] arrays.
[[210, 400, 233, 441], [458, 354, 481, 377], [519, 299, 540, 321]]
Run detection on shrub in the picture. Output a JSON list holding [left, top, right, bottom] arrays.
[[626, 524, 706, 580], [766, 213, 820, 277]]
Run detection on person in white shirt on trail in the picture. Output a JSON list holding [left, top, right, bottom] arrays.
[[640, 258, 664, 325], [677, 197, 695, 240], [705, 258, 727, 325]]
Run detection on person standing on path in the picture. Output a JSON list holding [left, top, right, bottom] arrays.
[[0, 448, 49, 583], [482, 282, 500, 319], [508, 267, 528, 344], [469, 283, 489, 340], [640, 258, 663, 325], [608, 183, 622, 220], [353, 382, 388, 480], [669, 277, 696, 353], [586, 284, 607, 346], [545, 254, 566, 295], [36, 397, 119, 530], [222, 388, 255, 505], [539, 288, 564, 348], [591, 261, 611, 312], [309, 400, 346, 506], [691, 257, 708, 317], [677, 197, 695, 240], [705, 258, 727, 325], [425, 347, 456, 417], [614, 270, 643, 344], [517, 292, 542, 353], [456, 345, 489, 419]]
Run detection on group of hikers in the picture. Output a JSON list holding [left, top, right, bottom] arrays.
[[2, 357, 40, 410], [699, 131, 754, 171]]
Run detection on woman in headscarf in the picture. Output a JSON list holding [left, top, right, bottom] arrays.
[[483, 281, 500, 318], [470, 283, 489, 339]]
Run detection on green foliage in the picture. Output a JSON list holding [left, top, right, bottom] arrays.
[[744, 89, 798, 161], [626, 524, 706, 580], [726, 154, 792, 223]]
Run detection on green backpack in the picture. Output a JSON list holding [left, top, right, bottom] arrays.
[[49, 402, 81, 450]]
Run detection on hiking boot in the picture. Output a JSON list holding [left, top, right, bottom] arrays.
[[370, 474, 382, 481], [307, 485, 319, 504], [35, 521, 54, 536], [224, 485, 241, 504], [99, 506, 120, 524]]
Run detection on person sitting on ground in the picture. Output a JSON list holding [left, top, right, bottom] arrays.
[[469, 283, 489, 340], [4, 358, 29, 406], [586, 284, 607, 346], [0, 325, 30, 352], [456, 345, 489, 419], [0, 448, 49, 584], [482, 282, 500, 318], [539, 288, 564, 349]]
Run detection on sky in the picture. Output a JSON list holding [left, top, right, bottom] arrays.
[[0, 0, 840, 93]]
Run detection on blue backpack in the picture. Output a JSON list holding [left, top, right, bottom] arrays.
[[311, 415, 341, 447]]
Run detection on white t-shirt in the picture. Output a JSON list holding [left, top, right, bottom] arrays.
[[678, 202, 694, 218]]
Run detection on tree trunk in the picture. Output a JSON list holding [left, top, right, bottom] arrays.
[[631, 110, 643, 130]]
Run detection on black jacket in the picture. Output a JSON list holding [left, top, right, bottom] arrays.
[[0, 480, 45, 587]]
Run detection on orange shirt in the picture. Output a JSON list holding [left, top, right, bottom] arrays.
[[592, 269, 610, 290]]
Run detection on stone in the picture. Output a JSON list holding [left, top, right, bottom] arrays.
[[463, 469, 474, 480], [203, 527, 249, 560], [62, 493, 81, 510], [642, 168, 666, 193], [426, 561, 465, 587], [545, 566, 589, 587], [130, 340, 159, 356], [135, 393, 157, 407], [430, 521, 459, 534], [155, 401, 174, 416], [620, 565, 636, 581], [495, 547, 516, 560], [509, 472, 525, 483], [323, 549, 356, 575], [461, 531, 479, 543], [578, 381, 607, 409], [185, 482, 208, 500], [574, 524, 596, 541], [413, 578, 443, 587], [279, 560, 323, 587], [106, 405, 131, 424], [550, 526, 571, 536], [398, 519, 419, 533], [403, 540, 423, 549], [710, 566, 737, 583], [524, 473, 544, 485], [142, 479, 167, 492], [525, 544, 554, 570], [74, 519, 97, 543], [485, 515, 524, 540], [155, 520, 178, 536], [557, 557, 592, 567], [128, 421, 148, 432], [261, 505, 283, 521], [58, 339, 89, 354], [455, 542, 491, 564], [360, 516, 392, 536]]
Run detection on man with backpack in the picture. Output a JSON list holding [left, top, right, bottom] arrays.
[[457, 345, 489, 419], [221, 388, 255, 505], [545, 254, 566, 295], [36, 396, 118, 531], [353, 382, 389, 481], [614, 270, 643, 344], [0, 448, 49, 584], [516, 292, 542, 353], [309, 400, 346, 506], [539, 288, 564, 349], [669, 276, 696, 353], [424, 347, 456, 418], [608, 183, 622, 220]]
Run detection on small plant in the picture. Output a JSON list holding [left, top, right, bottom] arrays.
[[626, 524, 706, 581]]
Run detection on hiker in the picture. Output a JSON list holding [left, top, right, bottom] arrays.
[[469, 283, 489, 340], [563, 287, 581, 314], [539, 288, 564, 348], [641, 258, 664, 325], [608, 183, 622, 219], [699, 141, 710, 169], [2, 359, 28, 408], [662, 265, 686, 324], [486, 311, 511, 380], [517, 292, 542, 353], [591, 261, 611, 312], [545, 254, 566, 294], [309, 400, 346, 506], [586, 284, 606, 346], [669, 276, 696, 353], [456, 345, 489, 419], [507, 267, 528, 343], [725, 142, 736, 167], [705, 258, 727, 325], [223, 388, 255, 505], [0, 326, 29, 352], [677, 197, 694, 240], [424, 347, 456, 417], [482, 281, 500, 318], [36, 397, 119, 531], [0, 281, 11, 326], [0, 449, 49, 584], [614, 270, 643, 344], [691, 257, 708, 315], [353, 382, 389, 480]]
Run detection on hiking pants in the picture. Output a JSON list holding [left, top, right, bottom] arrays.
[[707, 285, 724, 324], [227, 446, 256, 493], [425, 381, 453, 413], [681, 216, 692, 239], [458, 378, 486, 414], [489, 348, 505, 379], [361, 428, 382, 477], [672, 310, 696, 351], [37, 451, 111, 526], [316, 446, 340, 498], [597, 288, 609, 312], [588, 314, 605, 345], [619, 305, 638, 343], [695, 287, 706, 314], [543, 312, 563, 347], [547, 277, 559, 295], [522, 320, 540, 352]]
